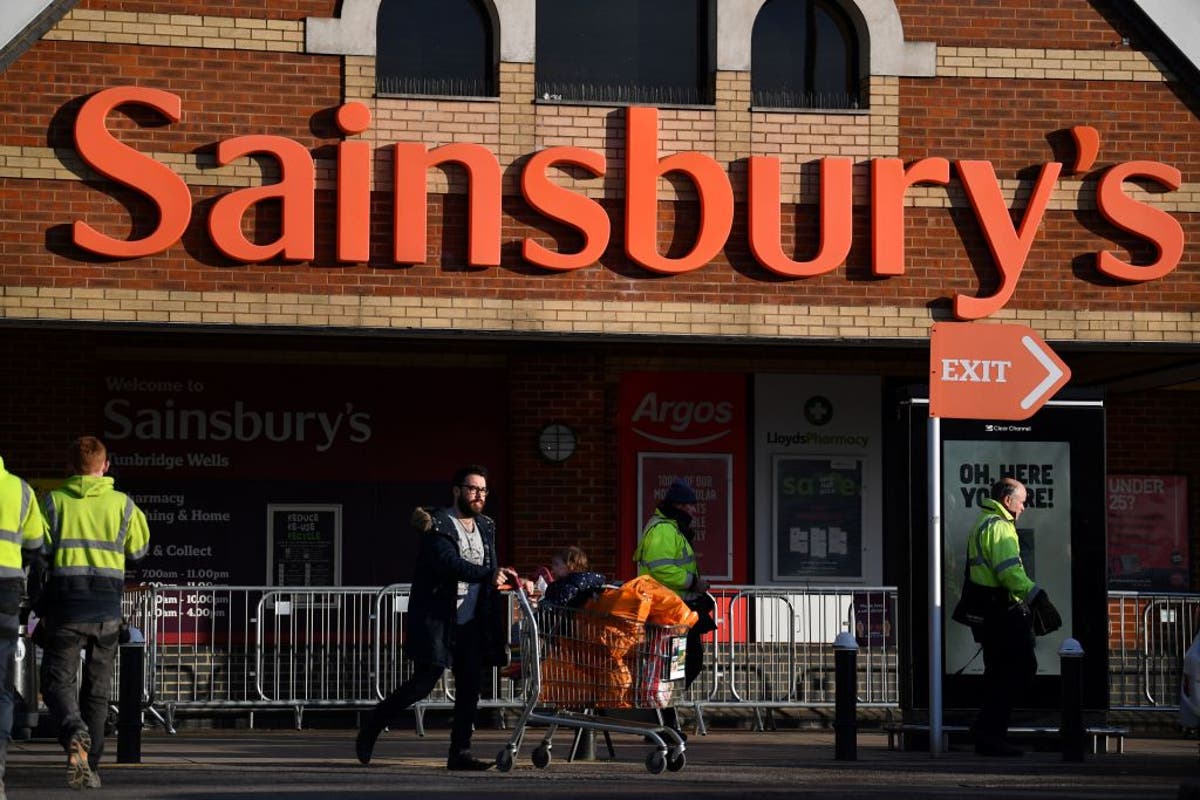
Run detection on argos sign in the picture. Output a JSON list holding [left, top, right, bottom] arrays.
[[630, 392, 735, 444], [618, 371, 748, 583], [68, 87, 1185, 321]]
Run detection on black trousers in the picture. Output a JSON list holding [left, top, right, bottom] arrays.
[[366, 619, 484, 754], [40, 618, 122, 767], [975, 604, 1037, 741]]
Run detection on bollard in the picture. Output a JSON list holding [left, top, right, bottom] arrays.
[[573, 727, 597, 761], [833, 630, 858, 761], [117, 642, 145, 764], [1059, 638, 1085, 762]]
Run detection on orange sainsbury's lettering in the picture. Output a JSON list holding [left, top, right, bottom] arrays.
[[335, 102, 373, 263], [393, 142, 501, 266], [208, 135, 316, 262], [870, 158, 950, 276], [72, 86, 191, 258], [748, 155, 852, 277], [1094, 160, 1184, 282], [624, 106, 733, 274], [954, 159, 1061, 321], [521, 147, 609, 271], [64, 89, 1184, 318]]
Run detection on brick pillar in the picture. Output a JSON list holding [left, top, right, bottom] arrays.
[[868, 75, 900, 159], [498, 62, 536, 194], [715, 70, 752, 196]]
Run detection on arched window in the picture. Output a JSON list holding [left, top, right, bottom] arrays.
[[752, 0, 862, 110], [536, 0, 714, 105], [376, 0, 496, 97]]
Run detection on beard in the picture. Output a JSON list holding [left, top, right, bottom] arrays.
[[456, 495, 480, 518]]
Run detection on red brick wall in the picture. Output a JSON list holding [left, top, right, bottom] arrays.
[[901, 79, 1200, 172], [77, 0, 335, 19], [0, 42, 341, 148], [895, 0, 1132, 48], [506, 350, 616, 576]]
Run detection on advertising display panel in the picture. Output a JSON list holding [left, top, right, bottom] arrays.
[[617, 371, 748, 585], [890, 394, 1108, 713], [1107, 474, 1190, 591], [772, 454, 865, 581], [754, 374, 882, 584], [942, 440, 1073, 676], [267, 505, 342, 587]]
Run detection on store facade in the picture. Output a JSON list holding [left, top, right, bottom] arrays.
[[0, 0, 1196, 616]]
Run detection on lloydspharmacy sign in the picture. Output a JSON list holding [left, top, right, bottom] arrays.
[[67, 86, 1183, 321]]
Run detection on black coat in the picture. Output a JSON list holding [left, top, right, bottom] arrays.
[[404, 508, 506, 669]]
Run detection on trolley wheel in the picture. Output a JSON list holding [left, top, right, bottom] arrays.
[[496, 749, 514, 773], [645, 751, 667, 774], [667, 750, 686, 772], [531, 745, 552, 769]]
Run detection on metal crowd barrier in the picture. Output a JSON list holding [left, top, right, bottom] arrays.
[[110, 585, 1200, 728], [117, 583, 902, 730], [121, 585, 383, 730], [676, 585, 900, 732], [1108, 590, 1200, 711]]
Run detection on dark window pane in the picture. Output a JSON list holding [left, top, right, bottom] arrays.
[[537, 0, 713, 105], [376, 0, 495, 97], [752, 0, 861, 110]]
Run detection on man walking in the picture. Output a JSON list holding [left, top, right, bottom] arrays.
[[0, 454, 49, 799], [38, 436, 150, 789], [356, 464, 516, 770], [963, 477, 1046, 757]]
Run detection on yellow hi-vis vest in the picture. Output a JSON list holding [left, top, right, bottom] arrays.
[[42, 474, 150, 621], [966, 497, 1036, 604], [0, 455, 48, 629], [633, 509, 699, 597]]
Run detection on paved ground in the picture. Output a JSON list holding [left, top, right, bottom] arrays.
[[5, 724, 1198, 799]]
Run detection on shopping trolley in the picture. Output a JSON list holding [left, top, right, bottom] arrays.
[[496, 586, 691, 774]]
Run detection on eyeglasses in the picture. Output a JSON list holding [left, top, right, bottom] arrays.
[[460, 484, 489, 497]]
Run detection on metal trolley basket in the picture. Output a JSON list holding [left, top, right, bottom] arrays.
[[496, 586, 690, 774]]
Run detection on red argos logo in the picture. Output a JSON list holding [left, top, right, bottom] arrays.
[[630, 392, 734, 446]]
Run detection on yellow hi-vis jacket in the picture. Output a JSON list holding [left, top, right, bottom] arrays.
[[42, 474, 150, 623], [633, 509, 700, 597], [967, 497, 1037, 604], [0, 455, 48, 630]]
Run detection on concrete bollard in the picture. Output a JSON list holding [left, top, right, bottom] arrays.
[[117, 642, 145, 764], [1059, 638, 1085, 762], [833, 630, 858, 761]]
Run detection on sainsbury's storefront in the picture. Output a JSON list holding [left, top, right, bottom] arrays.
[[1, 2, 1197, 709]]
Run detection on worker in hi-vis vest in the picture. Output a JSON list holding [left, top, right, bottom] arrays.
[[37, 436, 149, 790], [962, 476, 1058, 757], [0, 453, 49, 798], [634, 477, 717, 738]]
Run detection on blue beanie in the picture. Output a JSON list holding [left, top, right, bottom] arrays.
[[663, 478, 697, 505]]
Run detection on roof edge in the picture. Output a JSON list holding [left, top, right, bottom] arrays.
[[0, 0, 79, 74], [1121, 0, 1200, 92]]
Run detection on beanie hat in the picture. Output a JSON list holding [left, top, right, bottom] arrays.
[[663, 478, 698, 505]]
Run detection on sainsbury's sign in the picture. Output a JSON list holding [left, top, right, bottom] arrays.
[[67, 86, 1184, 320]]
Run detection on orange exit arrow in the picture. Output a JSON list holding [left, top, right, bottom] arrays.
[[929, 322, 1071, 420]]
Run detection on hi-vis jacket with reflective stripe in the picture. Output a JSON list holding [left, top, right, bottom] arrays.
[[633, 509, 700, 598], [0, 456, 48, 632], [42, 474, 150, 623], [967, 497, 1037, 604]]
